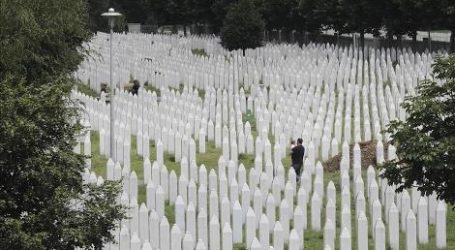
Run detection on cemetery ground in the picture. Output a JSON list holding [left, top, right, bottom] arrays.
[[74, 35, 453, 249], [82, 91, 455, 249]]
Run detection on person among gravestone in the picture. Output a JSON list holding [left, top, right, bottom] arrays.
[[291, 138, 305, 180], [290, 140, 296, 149], [100, 83, 108, 93], [132, 80, 140, 95]]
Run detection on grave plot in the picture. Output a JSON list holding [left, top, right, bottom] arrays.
[[73, 33, 452, 250]]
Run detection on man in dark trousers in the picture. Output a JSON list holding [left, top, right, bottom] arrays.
[[291, 138, 305, 181]]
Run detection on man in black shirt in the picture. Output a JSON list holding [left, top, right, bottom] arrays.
[[291, 138, 305, 181]]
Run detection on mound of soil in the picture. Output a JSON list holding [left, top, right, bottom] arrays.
[[322, 141, 388, 172]]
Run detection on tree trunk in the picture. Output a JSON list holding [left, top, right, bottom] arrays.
[[386, 33, 393, 49], [360, 31, 365, 61], [412, 33, 417, 53], [428, 30, 432, 52], [397, 35, 402, 62], [450, 29, 455, 53]]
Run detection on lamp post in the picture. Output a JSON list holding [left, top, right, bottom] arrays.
[[101, 8, 122, 160]]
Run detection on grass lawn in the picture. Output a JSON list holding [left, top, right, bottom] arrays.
[[75, 82, 100, 98], [191, 48, 209, 57]]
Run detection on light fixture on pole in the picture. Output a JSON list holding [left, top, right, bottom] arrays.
[[101, 8, 122, 160]]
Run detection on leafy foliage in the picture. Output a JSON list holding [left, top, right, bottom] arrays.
[[343, 0, 384, 34], [220, 0, 265, 51], [86, 0, 110, 31], [85, 0, 454, 51], [297, 0, 324, 32], [381, 55, 455, 205], [0, 0, 89, 85], [262, 0, 300, 31], [210, 0, 237, 33], [0, 0, 126, 249], [441, 0, 455, 52]]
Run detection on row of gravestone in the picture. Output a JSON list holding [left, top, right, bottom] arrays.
[[73, 70, 409, 183], [75, 33, 432, 101], [74, 42, 425, 156], [72, 34, 446, 250], [76, 124, 447, 250], [74, 76, 394, 168]]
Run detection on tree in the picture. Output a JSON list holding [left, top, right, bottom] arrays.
[[117, 0, 149, 23], [311, 0, 348, 36], [220, 0, 265, 52], [0, 0, 126, 249], [193, 0, 216, 32], [342, 0, 384, 48], [86, 0, 110, 32], [262, 0, 300, 32], [381, 55, 455, 205], [211, 0, 237, 33], [147, 0, 169, 25], [382, 0, 408, 39], [441, 0, 455, 53], [392, 0, 443, 50], [297, 0, 323, 33]]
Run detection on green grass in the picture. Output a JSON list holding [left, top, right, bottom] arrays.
[[143, 82, 186, 98], [165, 201, 175, 225], [169, 83, 185, 94], [238, 153, 255, 169], [144, 81, 205, 100], [197, 89, 206, 100], [143, 83, 161, 96], [90, 131, 181, 205], [76, 82, 99, 98], [91, 131, 108, 177], [191, 48, 209, 57], [242, 110, 256, 132], [233, 243, 247, 250], [242, 86, 251, 96], [196, 141, 222, 170]]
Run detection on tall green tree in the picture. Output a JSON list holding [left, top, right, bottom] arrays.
[[147, 0, 168, 25], [146, 0, 193, 31], [117, 0, 149, 23], [0, 0, 126, 249], [381, 55, 455, 205], [220, 0, 265, 52], [86, 0, 110, 32], [193, 0, 216, 32], [262, 0, 300, 32], [392, 0, 443, 48], [441, 0, 455, 53], [382, 0, 408, 39], [164, 0, 192, 26], [342, 0, 384, 47], [297, 0, 323, 33], [211, 0, 237, 33]]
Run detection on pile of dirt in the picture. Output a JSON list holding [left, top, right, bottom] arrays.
[[322, 141, 388, 172]]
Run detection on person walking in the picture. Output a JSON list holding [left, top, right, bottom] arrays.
[[291, 138, 305, 181]]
